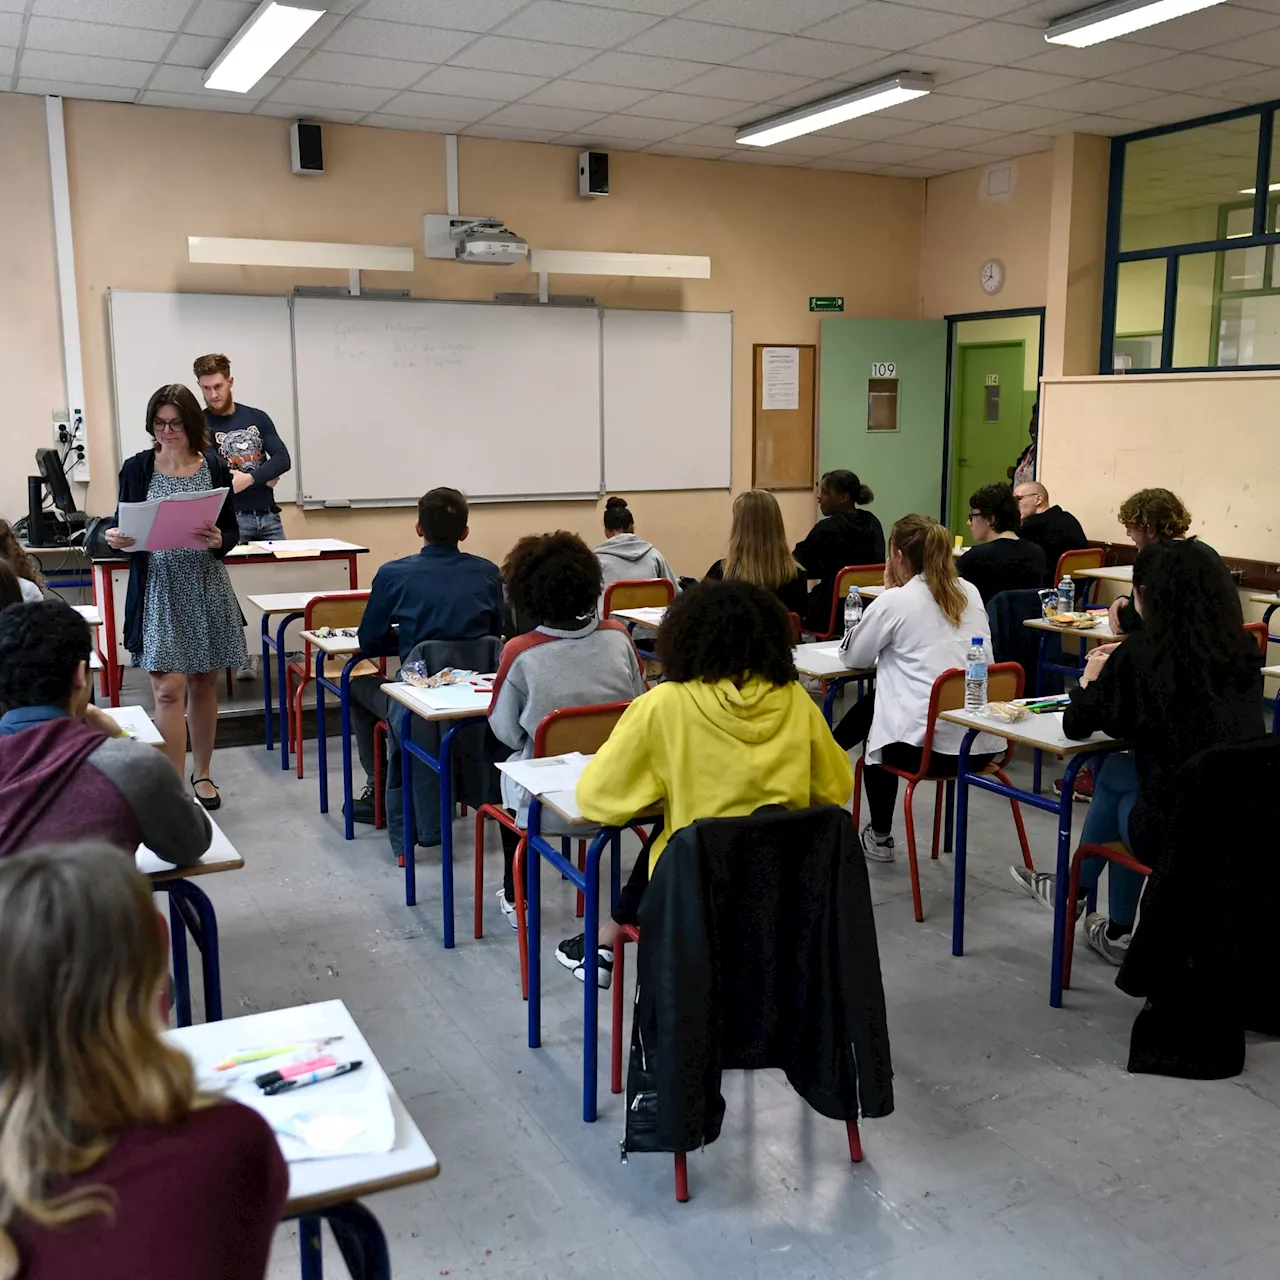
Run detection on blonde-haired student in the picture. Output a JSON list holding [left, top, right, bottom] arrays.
[[834, 514, 1002, 863], [0, 843, 286, 1280], [704, 489, 808, 616]]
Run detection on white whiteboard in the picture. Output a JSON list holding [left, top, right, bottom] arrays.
[[291, 297, 602, 504], [107, 291, 298, 504], [603, 309, 731, 491]]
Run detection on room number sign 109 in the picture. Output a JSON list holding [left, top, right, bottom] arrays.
[[871, 362, 896, 377]]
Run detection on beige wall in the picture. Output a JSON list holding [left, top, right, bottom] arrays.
[[18, 96, 924, 576], [920, 149, 1054, 317], [0, 95, 64, 524]]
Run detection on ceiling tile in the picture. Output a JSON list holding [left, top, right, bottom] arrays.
[[264, 80, 396, 111], [165, 34, 225, 68], [839, 50, 992, 85], [462, 122, 568, 141], [808, 156, 887, 171], [294, 13, 346, 52], [891, 121, 1004, 148], [494, 1, 661, 47], [298, 51, 434, 89], [448, 35, 599, 75], [1196, 65, 1280, 98], [1016, 42, 1179, 77], [149, 64, 279, 98], [377, 89, 507, 120], [803, 3, 979, 49], [681, 0, 860, 33], [363, 112, 475, 131], [878, 162, 946, 176], [621, 18, 779, 61], [913, 19, 1057, 62], [412, 64, 549, 98], [907, 0, 1026, 17], [722, 149, 807, 164], [558, 0, 695, 11], [1023, 80, 1160, 111], [0, 11, 19, 42], [842, 139, 950, 163], [944, 66, 1080, 100], [1142, 4, 1280, 50], [566, 49, 710, 87], [0, 45, 13, 75], [671, 64, 816, 99], [1037, 112, 1142, 135], [644, 140, 736, 157], [732, 35, 894, 77], [32, 0, 191, 28], [664, 122, 740, 146], [818, 112, 925, 138], [16, 77, 138, 100], [254, 102, 367, 123], [25, 16, 174, 60], [753, 76, 851, 106], [971, 131, 1052, 154], [1116, 90, 1251, 120], [522, 78, 652, 109], [482, 101, 608, 129], [18, 49, 154, 88], [1107, 51, 1267, 90], [577, 111, 689, 139], [756, 131, 857, 155], [998, 0, 1087, 26], [0, 0, 25, 10], [323, 19, 475, 63], [355, 0, 533, 30], [1204, 24, 1280, 63], [950, 100, 1078, 129], [139, 89, 258, 112], [880, 91, 1001, 120], [183, 1, 256, 40], [621, 89, 754, 121]]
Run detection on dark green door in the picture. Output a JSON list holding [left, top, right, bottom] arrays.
[[951, 341, 1027, 540]]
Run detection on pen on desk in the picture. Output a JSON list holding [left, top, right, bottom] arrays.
[[262, 1060, 363, 1095], [216, 1035, 343, 1070]]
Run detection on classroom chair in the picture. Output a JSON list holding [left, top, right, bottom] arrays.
[[1061, 840, 1152, 990], [810, 564, 886, 640], [788, 612, 803, 645], [284, 592, 376, 780], [1054, 547, 1105, 605], [603, 577, 675, 664], [1245, 620, 1267, 655], [853, 662, 1033, 923], [474, 701, 634, 999]]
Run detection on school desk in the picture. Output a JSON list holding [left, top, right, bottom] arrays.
[[25, 543, 92, 590], [1072, 565, 1133, 584], [167, 998, 439, 1280], [138, 812, 244, 1026], [379, 680, 493, 939], [611, 605, 667, 627], [102, 702, 164, 744], [91, 539, 369, 707], [939, 705, 1127, 1008], [792, 640, 876, 724]]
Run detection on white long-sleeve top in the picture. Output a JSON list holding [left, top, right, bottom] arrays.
[[839, 574, 1003, 764]]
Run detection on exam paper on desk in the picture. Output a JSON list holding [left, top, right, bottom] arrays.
[[497, 752, 591, 795]]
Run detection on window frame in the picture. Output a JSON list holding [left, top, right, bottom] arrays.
[[1100, 99, 1280, 374]]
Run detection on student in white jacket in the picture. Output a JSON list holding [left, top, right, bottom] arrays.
[[835, 514, 1003, 862], [594, 497, 679, 609]]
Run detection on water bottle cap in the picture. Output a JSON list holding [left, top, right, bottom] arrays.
[[971, 637, 983, 645]]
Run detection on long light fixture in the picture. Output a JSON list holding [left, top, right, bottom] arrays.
[[204, 1, 325, 93], [528, 250, 711, 279], [1240, 184, 1280, 194], [1045, 0, 1227, 47], [736, 73, 933, 148], [188, 236, 413, 271]]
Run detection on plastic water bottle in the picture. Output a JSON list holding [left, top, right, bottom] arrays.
[[965, 637, 989, 711], [844, 589, 863, 635], [1057, 573, 1075, 616]]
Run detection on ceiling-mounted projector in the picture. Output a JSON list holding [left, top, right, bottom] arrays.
[[453, 217, 528, 265]]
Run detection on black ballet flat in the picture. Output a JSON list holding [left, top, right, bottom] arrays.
[[191, 775, 221, 811]]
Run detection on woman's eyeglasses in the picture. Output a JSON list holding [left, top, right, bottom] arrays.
[[152, 420, 184, 433]]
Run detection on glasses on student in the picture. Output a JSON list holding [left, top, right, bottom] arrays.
[[967, 511, 982, 521], [153, 419, 184, 432]]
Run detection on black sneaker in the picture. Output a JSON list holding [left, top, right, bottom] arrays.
[[344, 784, 376, 825], [554, 933, 614, 988]]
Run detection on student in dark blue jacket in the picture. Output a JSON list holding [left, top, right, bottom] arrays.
[[347, 487, 503, 823]]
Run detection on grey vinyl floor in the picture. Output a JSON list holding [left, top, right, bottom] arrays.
[[192, 727, 1280, 1280]]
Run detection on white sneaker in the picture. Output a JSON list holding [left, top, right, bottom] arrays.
[[1084, 913, 1131, 966], [496, 888, 520, 932], [234, 656, 259, 682], [860, 822, 895, 863], [1010, 865, 1086, 919]]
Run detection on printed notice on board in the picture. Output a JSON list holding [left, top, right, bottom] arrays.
[[762, 347, 800, 410]]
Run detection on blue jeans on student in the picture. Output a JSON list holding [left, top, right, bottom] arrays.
[[1076, 752, 1143, 929], [236, 509, 285, 543]]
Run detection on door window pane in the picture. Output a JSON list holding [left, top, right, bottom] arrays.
[[1218, 296, 1280, 366], [1172, 251, 1218, 367], [867, 378, 898, 431], [1113, 259, 1164, 370], [1222, 204, 1266, 292], [983, 383, 1000, 422]]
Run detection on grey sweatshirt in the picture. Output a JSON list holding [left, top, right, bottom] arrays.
[[594, 534, 679, 609], [489, 619, 648, 827]]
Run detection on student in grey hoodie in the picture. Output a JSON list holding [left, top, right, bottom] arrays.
[[488, 531, 648, 930], [593, 497, 679, 610]]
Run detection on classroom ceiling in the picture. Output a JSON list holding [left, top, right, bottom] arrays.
[[6, 0, 1280, 178]]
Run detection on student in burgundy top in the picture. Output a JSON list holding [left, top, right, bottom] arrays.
[[0, 843, 287, 1280]]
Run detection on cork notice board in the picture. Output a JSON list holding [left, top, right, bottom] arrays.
[[753, 343, 816, 490]]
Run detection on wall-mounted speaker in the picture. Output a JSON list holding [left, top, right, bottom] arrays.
[[291, 121, 324, 175], [579, 150, 608, 197]]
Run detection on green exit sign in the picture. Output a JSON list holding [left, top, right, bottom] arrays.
[[809, 296, 844, 312]]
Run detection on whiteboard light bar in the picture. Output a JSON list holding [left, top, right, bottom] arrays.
[[188, 236, 413, 271], [736, 74, 933, 147], [529, 250, 710, 279], [1044, 0, 1227, 45], [204, 1, 325, 93]]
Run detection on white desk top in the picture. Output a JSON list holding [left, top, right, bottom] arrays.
[[300, 628, 363, 655], [380, 679, 493, 721], [89, 650, 101, 671], [1262, 665, 1280, 679], [248, 590, 366, 614], [612, 606, 667, 626], [855, 584, 885, 598], [1024, 615, 1119, 641], [1249, 593, 1280, 606], [103, 703, 162, 745], [229, 539, 369, 558], [74, 604, 102, 626], [1073, 565, 1133, 582], [166, 999, 439, 1216], [939, 706, 1124, 755], [792, 641, 875, 680], [137, 810, 244, 881]]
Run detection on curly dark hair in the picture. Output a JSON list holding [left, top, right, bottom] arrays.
[[656, 580, 797, 686], [502, 531, 602, 626], [1118, 488, 1191, 540], [968, 482, 1021, 534], [0, 601, 92, 711]]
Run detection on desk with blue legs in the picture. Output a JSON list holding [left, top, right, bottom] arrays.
[[940, 705, 1125, 1008], [792, 641, 876, 725], [1264, 665, 1280, 734], [138, 813, 243, 1026], [380, 681, 493, 938], [167, 998, 439, 1280]]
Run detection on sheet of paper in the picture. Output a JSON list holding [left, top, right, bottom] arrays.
[[251, 539, 346, 552], [498, 752, 592, 796], [117, 487, 229, 552], [617, 606, 667, 625], [762, 346, 800, 411], [402, 683, 493, 713]]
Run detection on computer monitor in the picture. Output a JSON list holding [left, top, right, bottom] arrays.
[[32, 448, 85, 543]]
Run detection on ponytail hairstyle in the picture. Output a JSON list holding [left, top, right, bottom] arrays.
[[603, 496, 634, 536], [723, 489, 803, 593], [822, 470, 874, 506], [890, 514, 966, 627]]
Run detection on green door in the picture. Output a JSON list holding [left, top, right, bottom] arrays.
[[818, 318, 948, 536], [951, 341, 1027, 540]]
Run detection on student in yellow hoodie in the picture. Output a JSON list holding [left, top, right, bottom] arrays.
[[553, 579, 854, 986]]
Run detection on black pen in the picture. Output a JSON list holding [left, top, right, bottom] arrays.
[[262, 1060, 363, 1096]]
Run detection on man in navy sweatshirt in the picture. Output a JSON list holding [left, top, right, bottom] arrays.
[[0, 601, 211, 863]]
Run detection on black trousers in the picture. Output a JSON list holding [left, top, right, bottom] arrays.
[[350, 672, 390, 782], [834, 691, 995, 834]]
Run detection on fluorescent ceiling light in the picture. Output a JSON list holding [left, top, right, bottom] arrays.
[[1045, 0, 1227, 47], [1239, 184, 1280, 194], [736, 74, 933, 148], [204, 1, 324, 93]]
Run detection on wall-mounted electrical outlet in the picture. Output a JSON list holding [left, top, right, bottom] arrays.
[[52, 408, 89, 483]]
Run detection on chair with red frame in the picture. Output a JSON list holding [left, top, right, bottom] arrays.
[[284, 593, 377, 780], [1053, 546, 1105, 605], [853, 662, 1034, 923], [1061, 840, 1152, 990], [1245, 620, 1267, 655], [809, 564, 886, 640], [787, 612, 803, 645], [474, 701, 636, 999]]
